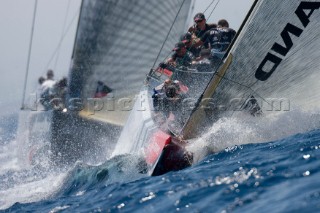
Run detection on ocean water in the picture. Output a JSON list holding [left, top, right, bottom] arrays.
[[1, 110, 320, 213]]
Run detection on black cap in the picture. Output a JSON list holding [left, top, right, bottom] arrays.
[[180, 32, 192, 43], [194, 13, 205, 21], [173, 41, 186, 51], [165, 85, 177, 98]]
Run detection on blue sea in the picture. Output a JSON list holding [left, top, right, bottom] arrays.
[[1, 108, 320, 213]]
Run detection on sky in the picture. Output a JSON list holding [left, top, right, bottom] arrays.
[[0, 0, 253, 109], [190, 0, 254, 29], [0, 0, 81, 106]]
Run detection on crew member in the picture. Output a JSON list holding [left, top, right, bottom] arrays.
[[38, 76, 45, 85], [196, 19, 236, 61], [180, 32, 201, 58], [188, 12, 217, 49], [152, 79, 187, 111], [166, 42, 195, 68], [188, 13, 217, 38], [53, 77, 68, 108], [39, 71, 56, 110], [46, 69, 54, 80], [162, 85, 187, 128]]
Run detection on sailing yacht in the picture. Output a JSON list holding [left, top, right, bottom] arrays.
[[20, 0, 320, 174], [114, 0, 320, 175], [49, 0, 192, 164]]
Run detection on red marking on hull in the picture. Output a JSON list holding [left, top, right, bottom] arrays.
[[145, 131, 171, 165], [94, 92, 108, 98], [163, 69, 173, 77]]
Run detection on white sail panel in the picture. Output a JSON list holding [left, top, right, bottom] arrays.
[[69, 0, 192, 100], [209, 0, 320, 117]]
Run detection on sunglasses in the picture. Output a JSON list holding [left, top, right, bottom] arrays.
[[195, 19, 203, 23]]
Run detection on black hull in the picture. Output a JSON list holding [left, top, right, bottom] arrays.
[[51, 110, 121, 165], [152, 141, 193, 176]]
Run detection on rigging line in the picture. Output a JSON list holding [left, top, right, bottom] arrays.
[[53, 0, 72, 71], [161, 0, 220, 63], [213, 71, 274, 109], [184, 0, 260, 108], [179, 0, 257, 72], [175, 69, 215, 74], [206, 0, 220, 20], [176, 0, 221, 67], [182, 59, 269, 120], [179, 68, 270, 126], [21, 0, 38, 110], [203, 0, 216, 13], [151, 0, 187, 69], [44, 6, 80, 73]]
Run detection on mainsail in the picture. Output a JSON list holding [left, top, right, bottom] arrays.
[[45, 0, 192, 163], [68, 0, 192, 125]]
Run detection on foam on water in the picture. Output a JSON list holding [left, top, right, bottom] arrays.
[[56, 154, 147, 197], [0, 171, 67, 210], [188, 109, 320, 164], [0, 140, 21, 175], [1, 104, 320, 211], [0, 112, 145, 210], [0, 111, 66, 210]]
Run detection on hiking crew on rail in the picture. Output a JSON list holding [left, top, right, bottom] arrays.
[[156, 13, 236, 75], [152, 13, 236, 125]]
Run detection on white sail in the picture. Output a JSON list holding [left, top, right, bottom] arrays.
[[45, 0, 193, 163], [182, 0, 320, 138], [69, 0, 191, 99], [217, 0, 320, 112], [68, 0, 192, 125]]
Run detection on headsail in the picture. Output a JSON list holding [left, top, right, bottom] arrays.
[[181, 0, 320, 139]]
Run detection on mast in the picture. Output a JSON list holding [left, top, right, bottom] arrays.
[[67, 0, 85, 100], [21, 0, 38, 110], [70, 0, 84, 60]]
